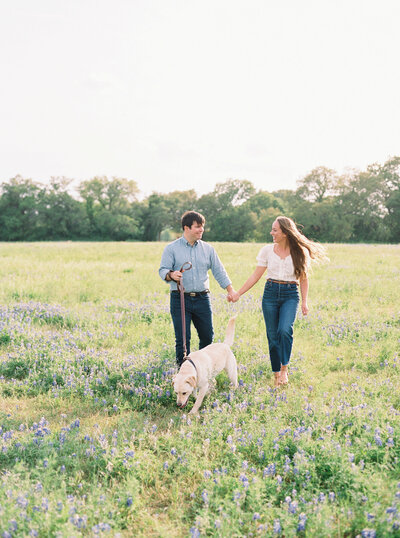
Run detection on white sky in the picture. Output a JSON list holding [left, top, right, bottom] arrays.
[[1, 0, 399, 198]]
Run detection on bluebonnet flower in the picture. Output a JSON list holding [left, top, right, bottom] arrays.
[[297, 513, 307, 531], [273, 519, 282, 534], [239, 474, 249, 489], [361, 530, 376, 538]]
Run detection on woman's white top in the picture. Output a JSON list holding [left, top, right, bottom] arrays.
[[256, 244, 298, 282]]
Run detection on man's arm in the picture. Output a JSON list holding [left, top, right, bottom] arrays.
[[209, 246, 234, 293], [159, 245, 175, 282]]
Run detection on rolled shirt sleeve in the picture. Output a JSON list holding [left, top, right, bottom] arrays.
[[209, 246, 232, 289], [159, 244, 174, 282]]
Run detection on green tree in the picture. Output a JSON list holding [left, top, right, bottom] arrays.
[[297, 166, 338, 203], [197, 180, 256, 240], [37, 177, 89, 239], [140, 193, 170, 241], [78, 177, 140, 239], [0, 176, 41, 240], [164, 190, 198, 232]]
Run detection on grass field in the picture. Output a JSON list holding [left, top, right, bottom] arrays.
[[0, 242, 399, 537]]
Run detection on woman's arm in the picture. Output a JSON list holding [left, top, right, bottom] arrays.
[[299, 273, 309, 315], [229, 266, 267, 302]]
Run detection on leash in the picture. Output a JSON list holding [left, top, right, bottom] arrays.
[[177, 262, 192, 359]]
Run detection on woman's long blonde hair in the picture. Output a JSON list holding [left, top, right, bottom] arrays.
[[276, 216, 328, 278]]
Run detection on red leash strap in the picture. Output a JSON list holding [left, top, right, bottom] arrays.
[[177, 262, 192, 358]]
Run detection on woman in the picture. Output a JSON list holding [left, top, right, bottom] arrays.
[[229, 216, 327, 387]]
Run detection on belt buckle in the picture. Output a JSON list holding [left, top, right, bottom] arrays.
[[189, 292, 196, 297]]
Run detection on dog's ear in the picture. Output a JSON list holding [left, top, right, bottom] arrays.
[[188, 376, 196, 388]]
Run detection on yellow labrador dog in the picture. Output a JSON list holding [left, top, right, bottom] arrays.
[[173, 317, 238, 414]]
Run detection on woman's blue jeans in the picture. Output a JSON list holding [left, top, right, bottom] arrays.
[[262, 280, 299, 373]]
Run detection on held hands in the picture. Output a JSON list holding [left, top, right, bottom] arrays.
[[227, 291, 241, 303]]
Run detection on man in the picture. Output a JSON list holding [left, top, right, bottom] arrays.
[[159, 210, 235, 367]]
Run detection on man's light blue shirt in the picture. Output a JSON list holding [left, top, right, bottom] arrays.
[[159, 236, 232, 292]]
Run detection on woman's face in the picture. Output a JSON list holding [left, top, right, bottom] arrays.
[[270, 220, 286, 243]]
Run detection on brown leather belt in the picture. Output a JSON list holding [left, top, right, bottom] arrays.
[[267, 279, 298, 285], [172, 289, 210, 297]]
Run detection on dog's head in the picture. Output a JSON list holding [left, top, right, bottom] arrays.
[[173, 373, 196, 409]]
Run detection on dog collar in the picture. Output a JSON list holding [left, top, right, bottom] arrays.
[[185, 357, 197, 375]]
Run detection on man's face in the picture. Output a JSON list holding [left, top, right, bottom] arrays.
[[185, 221, 204, 242]]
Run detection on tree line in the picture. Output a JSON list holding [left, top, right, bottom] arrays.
[[0, 156, 399, 243]]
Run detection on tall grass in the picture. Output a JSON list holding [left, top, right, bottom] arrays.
[[0, 242, 399, 537]]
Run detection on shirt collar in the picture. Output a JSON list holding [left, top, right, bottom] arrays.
[[181, 234, 198, 247]]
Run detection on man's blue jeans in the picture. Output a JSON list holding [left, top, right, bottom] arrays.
[[170, 292, 214, 366], [262, 280, 299, 373]]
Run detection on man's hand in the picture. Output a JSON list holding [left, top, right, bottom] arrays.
[[166, 270, 183, 282]]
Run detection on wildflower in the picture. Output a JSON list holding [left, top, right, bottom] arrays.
[[253, 513, 261, 520], [163, 462, 169, 470], [9, 520, 18, 532], [361, 530, 376, 538], [263, 463, 276, 477], [239, 473, 249, 489], [297, 513, 307, 532], [329, 492, 335, 502], [201, 490, 209, 504], [273, 519, 282, 534]]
